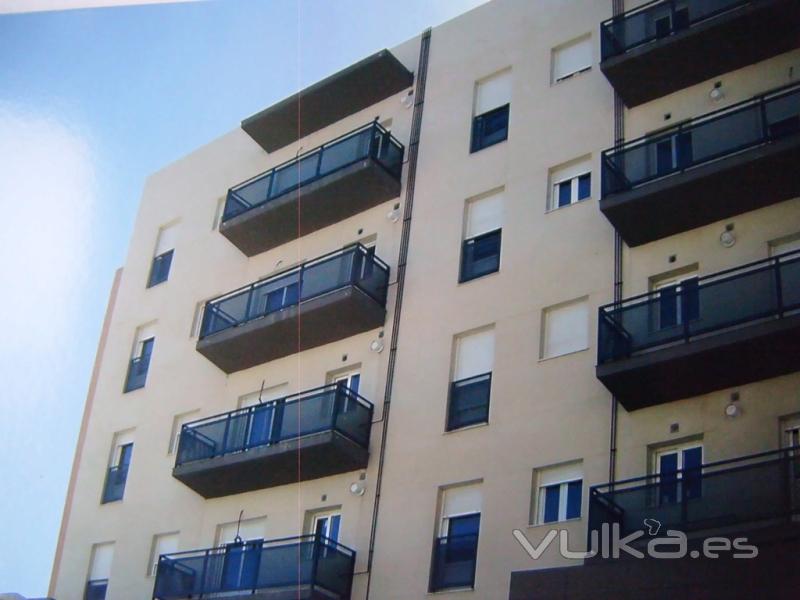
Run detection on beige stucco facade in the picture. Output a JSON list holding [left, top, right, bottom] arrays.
[[52, 1, 800, 599]]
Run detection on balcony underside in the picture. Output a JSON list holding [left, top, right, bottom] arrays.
[[172, 430, 368, 498], [600, 133, 800, 247], [509, 522, 800, 600], [601, 0, 800, 107], [197, 286, 386, 374], [597, 313, 800, 411], [221, 158, 401, 256], [242, 50, 413, 153]]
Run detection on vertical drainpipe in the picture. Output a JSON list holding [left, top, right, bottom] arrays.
[[364, 27, 432, 599], [609, 0, 625, 486]]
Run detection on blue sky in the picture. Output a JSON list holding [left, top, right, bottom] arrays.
[[0, 0, 486, 594]]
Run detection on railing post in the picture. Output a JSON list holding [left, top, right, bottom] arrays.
[[682, 288, 691, 342], [221, 413, 231, 456], [244, 283, 254, 320], [759, 94, 770, 142], [311, 534, 322, 589], [270, 400, 285, 445], [200, 549, 209, 596], [775, 255, 784, 318], [680, 470, 689, 529], [331, 385, 342, 430]]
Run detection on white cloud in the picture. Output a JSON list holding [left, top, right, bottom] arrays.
[[0, 104, 97, 354]]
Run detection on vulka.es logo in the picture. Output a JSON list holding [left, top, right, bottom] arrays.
[[513, 520, 758, 560]]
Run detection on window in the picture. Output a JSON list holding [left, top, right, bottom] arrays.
[[471, 70, 510, 153], [86, 542, 114, 600], [651, 269, 699, 330], [548, 157, 592, 210], [329, 369, 361, 413], [782, 415, 800, 449], [552, 35, 592, 83], [168, 411, 199, 455], [236, 384, 289, 449], [460, 190, 503, 282], [653, 442, 703, 504], [541, 298, 589, 359], [147, 224, 176, 288], [533, 462, 583, 524], [769, 233, 800, 257], [448, 328, 494, 431], [430, 483, 481, 592], [148, 532, 179, 577], [312, 511, 342, 543], [124, 325, 155, 392], [102, 432, 133, 504]]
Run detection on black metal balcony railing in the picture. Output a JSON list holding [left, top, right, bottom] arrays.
[[223, 121, 403, 223], [176, 383, 372, 467], [589, 447, 800, 542], [429, 533, 479, 592], [446, 373, 492, 431], [85, 579, 108, 600], [152, 534, 355, 600], [598, 249, 800, 365], [601, 0, 754, 60], [101, 464, 128, 504], [199, 244, 389, 340], [123, 354, 151, 392], [602, 83, 800, 197]]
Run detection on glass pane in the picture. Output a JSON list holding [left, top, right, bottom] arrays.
[[543, 485, 560, 523], [566, 480, 583, 519], [558, 180, 572, 207], [577, 173, 591, 200]]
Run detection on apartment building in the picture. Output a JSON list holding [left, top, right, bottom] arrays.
[[50, 0, 800, 599]]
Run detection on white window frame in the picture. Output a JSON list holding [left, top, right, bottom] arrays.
[[652, 442, 704, 477], [536, 478, 583, 524], [168, 411, 199, 455], [311, 510, 342, 542], [551, 171, 591, 210]]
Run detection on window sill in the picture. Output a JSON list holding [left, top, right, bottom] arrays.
[[444, 421, 489, 435], [458, 269, 500, 286], [428, 587, 475, 595], [552, 67, 592, 86], [527, 516, 583, 530], [538, 346, 590, 363], [545, 197, 592, 214]]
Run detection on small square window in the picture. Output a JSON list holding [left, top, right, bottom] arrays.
[[532, 461, 583, 524], [541, 298, 589, 359], [548, 157, 592, 210]]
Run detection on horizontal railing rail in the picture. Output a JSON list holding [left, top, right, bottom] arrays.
[[153, 534, 355, 600], [589, 446, 800, 539], [175, 383, 373, 467], [601, 82, 800, 197], [199, 243, 390, 340], [223, 120, 404, 222], [601, 0, 755, 59], [598, 249, 800, 364]]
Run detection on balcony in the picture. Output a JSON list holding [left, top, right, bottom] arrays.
[[600, 83, 800, 246], [509, 447, 800, 599], [172, 383, 372, 498], [196, 244, 388, 374], [221, 122, 404, 256], [589, 447, 800, 543], [153, 534, 355, 600], [100, 464, 128, 504], [600, 0, 800, 106], [597, 250, 800, 410], [242, 49, 413, 153]]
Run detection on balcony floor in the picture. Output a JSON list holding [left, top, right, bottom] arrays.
[[157, 584, 344, 600], [597, 313, 800, 410], [221, 157, 401, 256], [197, 286, 386, 374], [173, 429, 369, 498], [600, 0, 800, 107], [600, 132, 800, 247]]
